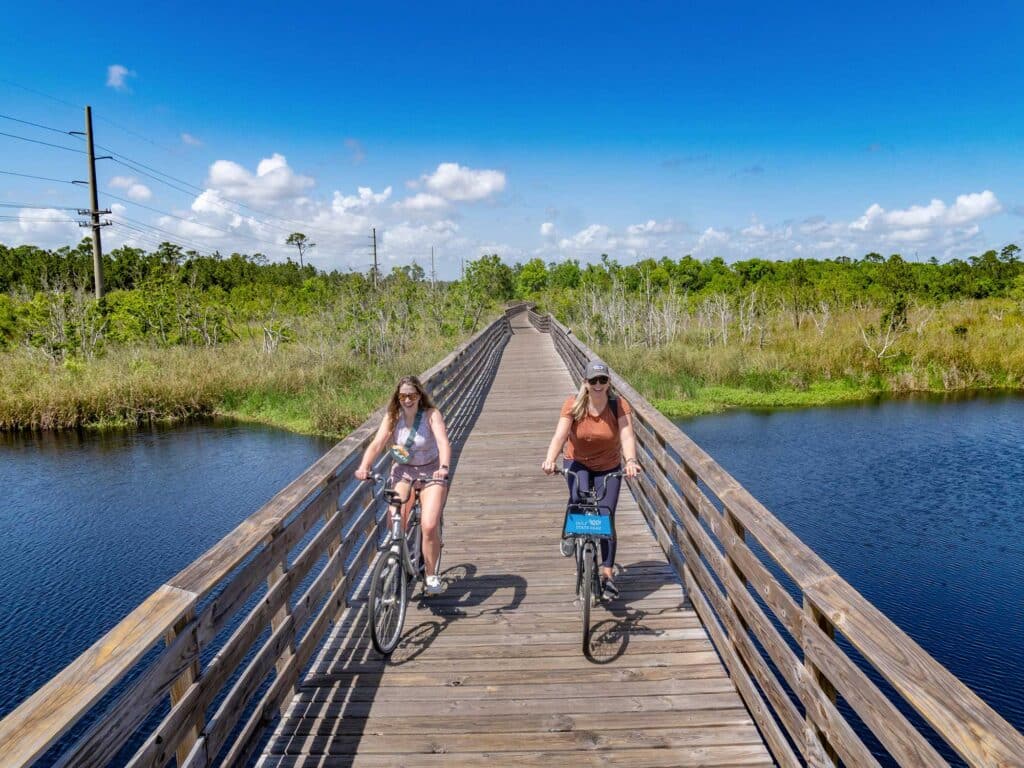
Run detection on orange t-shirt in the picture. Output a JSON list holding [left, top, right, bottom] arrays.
[[560, 395, 632, 471]]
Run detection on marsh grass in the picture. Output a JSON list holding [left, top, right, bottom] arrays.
[[0, 330, 454, 435], [591, 300, 1024, 417]]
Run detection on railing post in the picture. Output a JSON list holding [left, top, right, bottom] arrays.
[[164, 608, 201, 766], [324, 487, 347, 621], [268, 551, 296, 714], [803, 596, 839, 766]]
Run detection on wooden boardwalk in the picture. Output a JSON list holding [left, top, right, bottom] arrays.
[[259, 314, 773, 767]]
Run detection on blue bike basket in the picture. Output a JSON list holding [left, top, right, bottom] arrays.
[[563, 513, 613, 538]]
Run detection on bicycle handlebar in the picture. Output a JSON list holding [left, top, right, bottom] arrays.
[[359, 473, 413, 506], [554, 467, 625, 503]]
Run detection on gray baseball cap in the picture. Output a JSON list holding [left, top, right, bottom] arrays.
[[584, 360, 610, 380]]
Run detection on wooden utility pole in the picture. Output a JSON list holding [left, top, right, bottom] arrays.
[[78, 106, 110, 299], [371, 227, 378, 289], [430, 246, 436, 289]]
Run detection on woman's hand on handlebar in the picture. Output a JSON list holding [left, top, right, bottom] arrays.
[[624, 460, 642, 479], [355, 467, 372, 481], [541, 459, 558, 475]]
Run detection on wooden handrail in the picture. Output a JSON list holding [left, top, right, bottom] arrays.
[[529, 310, 1024, 767], [0, 311, 513, 768]]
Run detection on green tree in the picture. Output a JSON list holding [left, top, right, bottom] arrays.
[[285, 232, 315, 268], [515, 258, 548, 295]]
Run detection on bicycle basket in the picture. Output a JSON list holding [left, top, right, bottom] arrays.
[[562, 512, 613, 539]]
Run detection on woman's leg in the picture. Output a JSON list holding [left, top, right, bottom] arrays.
[[567, 461, 592, 506], [596, 468, 622, 579], [393, 480, 414, 530], [418, 482, 447, 576]]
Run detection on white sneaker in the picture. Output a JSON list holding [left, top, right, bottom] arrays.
[[424, 575, 444, 595]]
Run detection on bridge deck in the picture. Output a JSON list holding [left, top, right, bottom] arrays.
[[259, 315, 772, 767]]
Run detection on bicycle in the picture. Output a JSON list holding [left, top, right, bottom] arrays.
[[363, 473, 445, 655], [556, 467, 623, 655]]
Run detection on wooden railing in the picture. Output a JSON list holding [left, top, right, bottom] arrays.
[[530, 310, 1024, 768], [0, 312, 513, 768]]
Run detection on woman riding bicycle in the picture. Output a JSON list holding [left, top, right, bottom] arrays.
[[355, 375, 451, 595], [541, 360, 641, 599]]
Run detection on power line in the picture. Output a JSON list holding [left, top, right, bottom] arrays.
[[0, 215, 78, 223], [0, 129, 85, 154], [0, 169, 76, 184], [110, 222, 189, 251], [112, 222, 210, 255], [0, 78, 180, 155], [0, 112, 73, 136], [102, 191, 284, 249], [0, 202, 80, 210], [114, 215, 217, 253], [0, 78, 81, 111], [103, 156, 296, 241], [104, 154, 320, 238], [0, 103, 351, 251]]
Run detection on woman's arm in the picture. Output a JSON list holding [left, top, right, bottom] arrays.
[[542, 415, 573, 474], [355, 416, 391, 479], [619, 411, 641, 478], [428, 408, 452, 480]]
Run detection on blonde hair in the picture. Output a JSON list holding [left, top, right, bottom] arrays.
[[570, 379, 614, 421], [386, 375, 437, 431]]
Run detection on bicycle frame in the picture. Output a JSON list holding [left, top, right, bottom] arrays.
[[373, 475, 442, 581]]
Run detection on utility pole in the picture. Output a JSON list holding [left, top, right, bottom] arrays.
[[72, 106, 111, 299], [371, 227, 379, 289], [430, 246, 436, 289]]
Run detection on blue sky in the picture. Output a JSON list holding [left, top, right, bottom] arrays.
[[1, 1, 1022, 277]]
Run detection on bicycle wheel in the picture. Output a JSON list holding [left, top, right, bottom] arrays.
[[580, 541, 594, 654], [369, 550, 408, 655]]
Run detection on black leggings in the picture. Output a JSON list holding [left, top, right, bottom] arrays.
[[566, 460, 621, 569]]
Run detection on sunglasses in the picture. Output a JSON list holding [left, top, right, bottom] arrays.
[[399, 392, 420, 401], [588, 376, 609, 385]]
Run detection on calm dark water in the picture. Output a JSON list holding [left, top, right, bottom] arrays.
[[0, 421, 334, 722], [677, 393, 1024, 753]]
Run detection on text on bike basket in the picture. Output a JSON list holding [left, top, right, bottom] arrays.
[[563, 513, 613, 538]]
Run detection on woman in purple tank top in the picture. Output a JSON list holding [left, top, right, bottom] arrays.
[[355, 375, 451, 595]]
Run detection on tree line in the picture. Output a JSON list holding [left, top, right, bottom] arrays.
[[2, 237, 1022, 362]]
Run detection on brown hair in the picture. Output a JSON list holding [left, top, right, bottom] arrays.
[[386, 375, 437, 431]]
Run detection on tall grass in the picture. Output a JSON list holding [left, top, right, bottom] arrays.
[[579, 299, 1024, 417], [0, 330, 455, 435]]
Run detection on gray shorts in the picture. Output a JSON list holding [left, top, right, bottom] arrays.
[[389, 457, 447, 487]]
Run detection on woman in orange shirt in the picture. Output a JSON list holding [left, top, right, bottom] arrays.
[[542, 360, 641, 598]]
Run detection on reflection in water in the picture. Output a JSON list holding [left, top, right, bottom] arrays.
[[677, 393, 1024, 736], [0, 419, 334, 719]]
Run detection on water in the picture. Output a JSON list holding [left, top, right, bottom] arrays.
[[677, 393, 1024, 753], [0, 421, 334, 722]]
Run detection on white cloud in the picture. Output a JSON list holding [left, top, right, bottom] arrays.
[[422, 162, 506, 201], [395, 193, 448, 211], [0, 208, 80, 248], [850, 191, 1001, 233], [626, 219, 681, 236], [559, 224, 612, 251], [181, 133, 203, 147], [202, 153, 315, 206], [334, 186, 392, 211], [382, 220, 460, 258], [106, 64, 135, 92], [540, 222, 556, 237], [947, 190, 1002, 224], [109, 176, 152, 201]]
